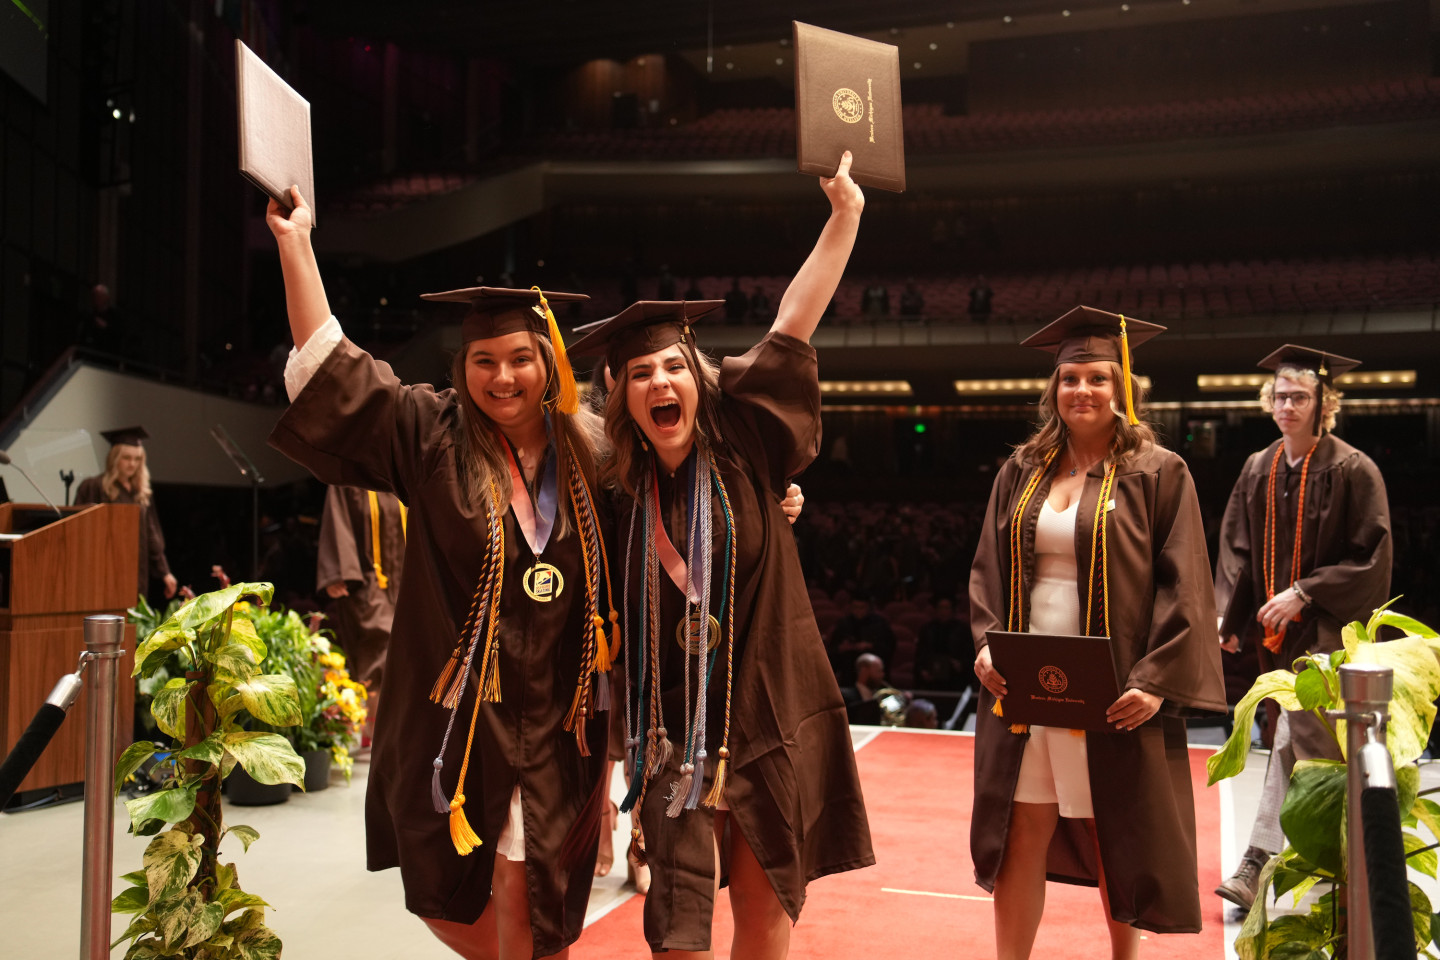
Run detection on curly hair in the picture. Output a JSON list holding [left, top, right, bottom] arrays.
[[1258, 365, 1342, 433], [1013, 361, 1158, 468]]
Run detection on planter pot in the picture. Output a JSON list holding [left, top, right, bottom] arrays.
[[226, 764, 292, 806], [300, 748, 332, 793]]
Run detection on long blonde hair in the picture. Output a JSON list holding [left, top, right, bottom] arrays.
[[1013, 361, 1157, 467], [600, 343, 725, 500], [448, 333, 605, 537], [102, 444, 152, 507]]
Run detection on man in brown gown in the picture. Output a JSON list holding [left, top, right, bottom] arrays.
[[75, 425, 177, 601], [317, 484, 406, 743], [1212, 345, 1392, 907]]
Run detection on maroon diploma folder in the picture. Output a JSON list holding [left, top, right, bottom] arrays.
[[235, 40, 315, 223], [792, 21, 906, 193], [985, 630, 1122, 731]]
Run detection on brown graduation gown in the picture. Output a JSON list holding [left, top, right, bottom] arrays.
[[969, 442, 1226, 934], [316, 485, 405, 693], [270, 338, 607, 956], [1213, 433, 1392, 759], [75, 476, 171, 597], [614, 332, 874, 951]]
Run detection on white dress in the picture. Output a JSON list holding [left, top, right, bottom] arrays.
[[1011, 499, 1094, 818]]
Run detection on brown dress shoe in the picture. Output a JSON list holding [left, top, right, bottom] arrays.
[[1215, 847, 1269, 908]]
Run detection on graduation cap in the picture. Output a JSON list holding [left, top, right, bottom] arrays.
[[1256, 344, 1359, 436], [568, 300, 726, 374], [1020, 305, 1166, 426], [420, 286, 589, 415], [100, 425, 150, 447], [1256, 344, 1360, 383]]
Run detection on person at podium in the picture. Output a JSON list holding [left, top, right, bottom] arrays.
[[968, 307, 1225, 959], [75, 426, 177, 602]]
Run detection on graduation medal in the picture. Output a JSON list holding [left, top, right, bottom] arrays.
[[524, 561, 564, 602], [676, 611, 721, 655]]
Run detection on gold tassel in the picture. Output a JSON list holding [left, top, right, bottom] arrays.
[[368, 490, 390, 590], [479, 649, 501, 703], [702, 752, 729, 808], [534, 286, 579, 415], [628, 828, 648, 868], [593, 615, 612, 672], [564, 683, 584, 732], [448, 795, 483, 855], [1010, 724, 1030, 735], [991, 698, 1004, 717], [1119, 314, 1140, 426], [991, 697, 1028, 734], [429, 650, 460, 704]]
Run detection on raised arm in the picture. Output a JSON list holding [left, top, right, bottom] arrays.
[[771, 151, 865, 343], [266, 186, 331, 350]]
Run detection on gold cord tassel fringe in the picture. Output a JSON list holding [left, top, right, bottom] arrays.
[[593, 615, 612, 672], [448, 795, 482, 855], [702, 756, 729, 809], [429, 650, 460, 704], [534, 286, 579, 415]]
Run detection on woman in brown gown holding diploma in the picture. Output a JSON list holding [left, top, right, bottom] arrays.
[[569, 152, 873, 960], [265, 187, 613, 960], [969, 307, 1226, 960]]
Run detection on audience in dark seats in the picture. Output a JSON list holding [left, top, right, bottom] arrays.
[[841, 653, 887, 709], [860, 280, 890, 317], [724, 278, 748, 321], [899, 279, 925, 317], [829, 597, 896, 685], [914, 597, 971, 691], [906, 698, 939, 729], [968, 276, 994, 323], [748, 285, 772, 320], [683, 278, 705, 301]]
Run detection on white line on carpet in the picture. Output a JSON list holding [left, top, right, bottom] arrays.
[[882, 887, 992, 902]]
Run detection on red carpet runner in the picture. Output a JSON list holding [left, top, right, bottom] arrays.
[[574, 729, 1225, 959]]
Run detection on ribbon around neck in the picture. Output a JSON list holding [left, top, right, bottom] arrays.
[[651, 452, 706, 604], [500, 430, 559, 556]]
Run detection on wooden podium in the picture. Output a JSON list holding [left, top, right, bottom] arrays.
[[0, 502, 138, 796]]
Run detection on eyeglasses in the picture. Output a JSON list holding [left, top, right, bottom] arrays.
[[1273, 392, 1314, 409]]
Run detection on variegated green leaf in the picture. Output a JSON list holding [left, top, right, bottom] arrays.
[[227, 616, 268, 665], [172, 733, 224, 767], [1208, 671, 1306, 784], [182, 899, 225, 949], [1233, 853, 1285, 960], [1294, 666, 1330, 712], [175, 583, 273, 632], [233, 674, 302, 726], [109, 914, 155, 950], [216, 862, 238, 892], [132, 623, 194, 679], [1408, 830, 1439, 879], [1400, 763, 1422, 817], [125, 782, 198, 835], [216, 887, 269, 917], [154, 889, 199, 949], [1350, 635, 1440, 765], [149, 677, 193, 740], [224, 824, 260, 853], [233, 923, 283, 960], [1280, 760, 1347, 878], [223, 732, 304, 787], [1413, 798, 1440, 841], [142, 828, 200, 906], [110, 884, 150, 914], [207, 642, 261, 683], [120, 869, 147, 886], [114, 742, 158, 796]]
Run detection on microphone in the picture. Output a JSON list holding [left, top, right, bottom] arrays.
[[0, 450, 63, 516]]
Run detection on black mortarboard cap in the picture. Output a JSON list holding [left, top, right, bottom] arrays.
[[419, 286, 589, 344], [100, 426, 149, 447], [1256, 344, 1360, 382], [568, 300, 726, 374]]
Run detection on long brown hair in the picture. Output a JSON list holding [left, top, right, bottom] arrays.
[[101, 444, 152, 507], [600, 341, 726, 499], [448, 333, 604, 537], [1013, 361, 1157, 467]]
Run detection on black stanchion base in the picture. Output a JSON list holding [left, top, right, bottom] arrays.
[[3, 781, 84, 814]]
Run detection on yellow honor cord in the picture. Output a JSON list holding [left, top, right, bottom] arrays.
[[533, 285, 580, 415], [1118, 314, 1140, 426], [368, 490, 389, 590], [399, 501, 408, 538]]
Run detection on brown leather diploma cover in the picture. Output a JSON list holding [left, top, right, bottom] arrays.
[[792, 21, 905, 193], [235, 40, 315, 223], [985, 630, 1122, 731]]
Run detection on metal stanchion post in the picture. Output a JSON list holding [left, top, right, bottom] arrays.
[[1334, 663, 1393, 960], [79, 614, 125, 960]]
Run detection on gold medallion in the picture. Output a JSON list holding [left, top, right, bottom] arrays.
[[675, 612, 722, 655], [523, 562, 564, 602]]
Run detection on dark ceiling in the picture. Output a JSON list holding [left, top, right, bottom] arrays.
[[301, 0, 1147, 65]]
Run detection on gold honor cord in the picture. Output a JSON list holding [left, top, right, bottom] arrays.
[[997, 448, 1057, 732], [368, 491, 388, 589], [1261, 444, 1315, 653]]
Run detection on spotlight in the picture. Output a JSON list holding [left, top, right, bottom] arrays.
[[928, 42, 938, 50], [112, 108, 121, 119]]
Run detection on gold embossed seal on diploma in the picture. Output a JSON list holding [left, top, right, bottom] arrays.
[[792, 20, 906, 192], [985, 630, 1122, 731]]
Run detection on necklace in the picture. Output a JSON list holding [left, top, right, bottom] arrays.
[[1066, 442, 1106, 478]]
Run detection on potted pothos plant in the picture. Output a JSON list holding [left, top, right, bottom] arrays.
[[110, 581, 306, 959], [1207, 602, 1440, 958]]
